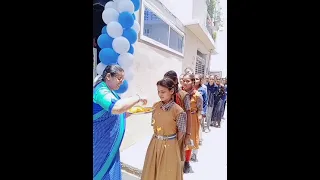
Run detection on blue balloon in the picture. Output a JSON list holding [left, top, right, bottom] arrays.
[[97, 34, 114, 49], [101, 26, 107, 34], [128, 45, 134, 54], [99, 48, 119, 65], [115, 80, 129, 94], [131, 0, 141, 11], [123, 28, 137, 44], [118, 12, 134, 29], [132, 13, 136, 20]]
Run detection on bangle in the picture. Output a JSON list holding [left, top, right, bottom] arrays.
[[136, 94, 140, 102]]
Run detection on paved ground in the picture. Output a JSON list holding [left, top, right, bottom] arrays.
[[120, 112, 153, 152], [184, 113, 227, 180], [121, 108, 227, 180]]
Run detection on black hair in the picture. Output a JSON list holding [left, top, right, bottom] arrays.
[[94, 64, 124, 88], [164, 70, 179, 92], [163, 70, 180, 102], [164, 70, 178, 81], [196, 74, 204, 79], [156, 78, 177, 94], [183, 73, 195, 84], [194, 73, 204, 88], [209, 74, 215, 78]]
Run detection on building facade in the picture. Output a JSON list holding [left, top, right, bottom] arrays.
[[93, 0, 216, 104]]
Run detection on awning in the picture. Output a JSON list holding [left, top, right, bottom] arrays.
[[185, 20, 215, 51]]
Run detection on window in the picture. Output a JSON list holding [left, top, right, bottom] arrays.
[[143, 7, 169, 46], [169, 27, 184, 53], [142, 6, 184, 55]]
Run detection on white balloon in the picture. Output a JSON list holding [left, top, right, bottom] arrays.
[[104, 1, 115, 9], [112, 37, 130, 54], [121, 64, 131, 75], [117, 0, 135, 14], [118, 53, 134, 68], [102, 8, 119, 25], [96, 63, 107, 75], [132, 21, 140, 33], [93, 75, 101, 87], [107, 21, 123, 38], [125, 69, 134, 81]]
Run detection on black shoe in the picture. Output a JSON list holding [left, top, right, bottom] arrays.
[[190, 154, 199, 162], [183, 162, 194, 173]]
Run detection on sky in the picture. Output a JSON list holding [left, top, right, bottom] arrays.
[[210, 0, 227, 77]]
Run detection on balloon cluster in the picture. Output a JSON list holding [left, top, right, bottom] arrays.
[[96, 0, 141, 94]]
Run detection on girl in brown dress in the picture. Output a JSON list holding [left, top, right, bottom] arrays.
[[182, 73, 203, 163], [141, 78, 187, 180], [163, 70, 193, 173]]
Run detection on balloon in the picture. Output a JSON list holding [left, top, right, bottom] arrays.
[[107, 21, 123, 38], [115, 80, 129, 94], [128, 44, 134, 54], [96, 63, 107, 75], [101, 25, 107, 34], [93, 75, 101, 86], [121, 62, 131, 73], [118, 53, 134, 68], [132, 21, 140, 33], [125, 69, 134, 81], [132, 13, 136, 20], [117, 0, 134, 14], [97, 33, 114, 49], [102, 8, 119, 25], [99, 48, 119, 65], [122, 28, 137, 44], [118, 12, 134, 29], [112, 37, 130, 54], [131, 0, 141, 11], [104, 1, 116, 9]]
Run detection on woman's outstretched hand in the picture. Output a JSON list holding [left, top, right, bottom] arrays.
[[138, 97, 148, 105], [125, 112, 132, 118]]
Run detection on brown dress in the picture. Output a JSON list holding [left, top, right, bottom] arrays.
[[176, 89, 190, 162], [185, 90, 203, 150], [141, 101, 187, 180]]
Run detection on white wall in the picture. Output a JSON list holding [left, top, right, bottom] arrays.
[[119, 0, 212, 103], [158, 0, 193, 24], [159, 0, 208, 27], [120, 41, 183, 106], [210, 0, 227, 77], [120, 29, 210, 103], [183, 28, 210, 73], [192, 0, 208, 27]]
